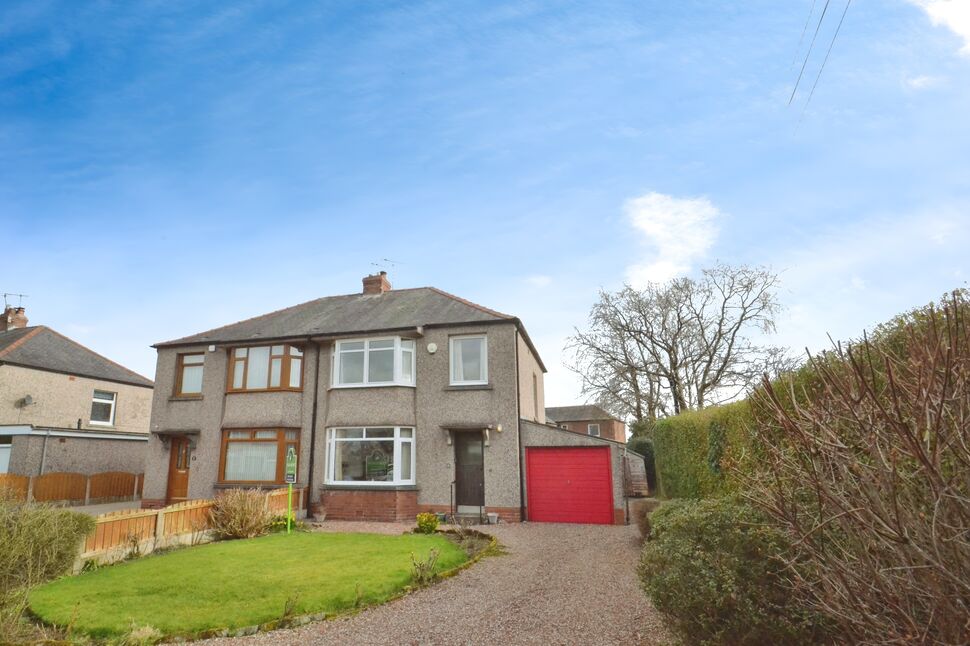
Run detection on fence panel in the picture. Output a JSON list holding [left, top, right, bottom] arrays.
[[83, 509, 158, 553], [32, 472, 86, 502], [0, 473, 29, 500], [162, 500, 214, 537], [89, 471, 138, 500]]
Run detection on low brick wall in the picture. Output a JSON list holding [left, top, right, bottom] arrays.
[[318, 489, 418, 522], [418, 504, 522, 523]]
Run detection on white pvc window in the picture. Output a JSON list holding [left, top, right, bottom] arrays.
[[332, 338, 416, 387], [588, 423, 600, 437], [326, 427, 415, 485], [90, 390, 117, 426], [450, 335, 488, 385]]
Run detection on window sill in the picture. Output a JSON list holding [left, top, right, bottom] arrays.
[[88, 423, 115, 429], [329, 383, 416, 390], [169, 395, 203, 402], [444, 384, 493, 391], [322, 483, 418, 491], [225, 388, 303, 395]]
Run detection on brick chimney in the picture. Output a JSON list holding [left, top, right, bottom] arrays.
[[1, 306, 28, 332], [362, 271, 392, 295]]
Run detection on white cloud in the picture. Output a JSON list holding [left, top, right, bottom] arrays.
[[904, 74, 943, 89], [624, 192, 721, 287], [909, 0, 970, 55], [525, 274, 552, 288]]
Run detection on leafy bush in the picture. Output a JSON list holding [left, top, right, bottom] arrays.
[[209, 489, 271, 540], [639, 497, 821, 645], [652, 400, 753, 498], [626, 436, 656, 494], [745, 290, 970, 644], [414, 512, 439, 534], [635, 505, 651, 542], [0, 493, 95, 638]]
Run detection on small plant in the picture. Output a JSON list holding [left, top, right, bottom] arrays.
[[635, 506, 651, 542], [118, 623, 163, 645], [209, 489, 272, 540], [414, 512, 439, 534], [410, 549, 440, 587], [282, 593, 300, 620]]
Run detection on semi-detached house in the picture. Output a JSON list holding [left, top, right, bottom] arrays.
[[142, 273, 637, 525]]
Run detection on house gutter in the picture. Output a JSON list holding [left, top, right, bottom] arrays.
[[306, 340, 321, 514], [514, 329, 526, 522]]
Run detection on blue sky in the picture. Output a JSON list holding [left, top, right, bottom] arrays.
[[2, 1, 968, 405]]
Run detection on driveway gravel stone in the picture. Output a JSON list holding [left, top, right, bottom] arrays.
[[201, 521, 671, 646]]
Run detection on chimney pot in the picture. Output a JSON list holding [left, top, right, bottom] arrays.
[[362, 272, 392, 295], [1, 306, 28, 332]]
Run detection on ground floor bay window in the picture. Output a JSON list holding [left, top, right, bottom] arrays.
[[326, 427, 415, 485], [219, 428, 300, 484]]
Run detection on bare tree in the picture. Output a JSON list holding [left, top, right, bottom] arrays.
[[568, 263, 789, 419]]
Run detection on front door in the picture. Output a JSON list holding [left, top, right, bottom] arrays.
[[166, 436, 191, 503], [455, 433, 484, 513]]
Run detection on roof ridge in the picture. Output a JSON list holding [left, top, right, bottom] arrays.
[[0, 326, 44, 359], [425, 287, 513, 320], [40, 327, 154, 386]]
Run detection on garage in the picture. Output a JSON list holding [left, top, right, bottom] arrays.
[[525, 446, 614, 524]]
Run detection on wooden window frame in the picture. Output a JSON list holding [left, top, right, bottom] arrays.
[[226, 344, 304, 393], [174, 352, 205, 397], [587, 423, 601, 437], [218, 427, 301, 485]]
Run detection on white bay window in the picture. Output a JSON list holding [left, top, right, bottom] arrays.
[[326, 427, 415, 485], [333, 337, 416, 387]]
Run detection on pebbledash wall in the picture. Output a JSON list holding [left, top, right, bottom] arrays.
[[5, 430, 146, 476], [142, 321, 533, 522]]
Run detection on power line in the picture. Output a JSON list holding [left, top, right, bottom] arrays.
[[789, 0, 832, 105], [803, 0, 852, 109], [792, 0, 818, 68]]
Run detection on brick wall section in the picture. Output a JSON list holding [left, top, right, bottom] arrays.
[[318, 489, 418, 522]]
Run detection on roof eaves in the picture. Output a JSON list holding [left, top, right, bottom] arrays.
[[40, 327, 155, 387]]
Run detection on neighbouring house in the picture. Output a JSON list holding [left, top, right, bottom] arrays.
[[0, 306, 153, 476], [142, 272, 638, 524], [545, 405, 627, 442]]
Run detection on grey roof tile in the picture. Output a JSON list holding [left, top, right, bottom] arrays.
[[0, 326, 154, 388]]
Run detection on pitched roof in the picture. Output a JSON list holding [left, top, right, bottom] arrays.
[[0, 326, 154, 388], [545, 404, 619, 423], [155, 286, 547, 372]]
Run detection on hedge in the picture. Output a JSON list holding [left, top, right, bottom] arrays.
[[652, 400, 753, 499]]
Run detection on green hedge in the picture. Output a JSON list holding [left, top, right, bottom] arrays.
[[652, 401, 753, 499]]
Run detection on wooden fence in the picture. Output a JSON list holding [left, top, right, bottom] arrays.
[[0, 471, 143, 505], [77, 487, 306, 568]]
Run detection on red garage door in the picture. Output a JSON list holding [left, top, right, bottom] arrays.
[[526, 447, 614, 525]]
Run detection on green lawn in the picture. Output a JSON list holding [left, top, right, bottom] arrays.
[[30, 532, 467, 639]]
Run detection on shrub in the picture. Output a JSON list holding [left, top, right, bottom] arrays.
[[638, 497, 821, 645], [635, 505, 651, 542], [0, 493, 95, 638], [745, 290, 970, 643], [409, 548, 440, 587], [652, 400, 753, 498], [209, 489, 271, 540], [414, 512, 439, 534]]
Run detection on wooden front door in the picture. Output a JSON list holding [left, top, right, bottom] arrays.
[[455, 433, 484, 512], [166, 436, 191, 503]]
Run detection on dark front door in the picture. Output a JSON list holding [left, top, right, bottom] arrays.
[[166, 436, 191, 503], [455, 433, 484, 511]]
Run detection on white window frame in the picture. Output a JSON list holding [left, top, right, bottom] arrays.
[[331, 337, 416, 388], [325, 426, 416, 486], [587, 423, 600, 437], [449, 335, 488, 386], [90, 390, 117, 426]]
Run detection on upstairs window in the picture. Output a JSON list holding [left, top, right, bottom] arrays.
[[450, 335, 487, 385], [175, 353, 205, 396], [228, 345, 303, 392], [333, 338, 415, 387], [90, 390, 117, 426], [587, 423, 600, 437]]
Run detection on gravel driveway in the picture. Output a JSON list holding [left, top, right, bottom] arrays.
[[202, 521, 670, 646]]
